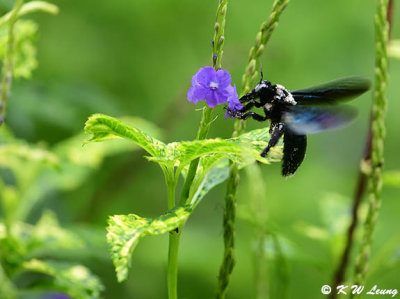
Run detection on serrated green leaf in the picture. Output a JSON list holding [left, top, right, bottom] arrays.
[[150, 128, 281, 167], [85, 114, 281, 171], [190, 159, 230, 206], [22, 259, 103, 299], [186, 128, 282, 206], [107, 205, 192, 282], [383, 170, 400, 188], [84, 114, 166, 158]]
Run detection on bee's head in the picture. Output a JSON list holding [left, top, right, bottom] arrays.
[[254, 80, 271, 92], [253, 80, 274, 103]]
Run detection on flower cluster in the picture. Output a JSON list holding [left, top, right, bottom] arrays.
[[187, 67, 242, 118]]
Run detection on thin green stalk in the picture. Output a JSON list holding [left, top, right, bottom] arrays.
[[241, 0, 290, 94], [0, 1, 58, 27], [216, 1, 289, 298], [165, 167, 180, 299], [0, 0, 24, 125], [179, 0, 227, 206], [245, 162, 268, 298], [178, 106, 213, 206], [168, 1, 229, 297], [352, 0, 389, 292], [331, 1, 393, 294], [167, 232, 180, 299]]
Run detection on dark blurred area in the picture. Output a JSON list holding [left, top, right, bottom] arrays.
[[2, 0, 400, 298]]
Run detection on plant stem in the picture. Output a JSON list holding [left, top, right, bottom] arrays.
[[331, 2, 394, 294], [0, 1, 58, 27], [168, 231, 180, 299], [169, 0, 229, 295], [179, 0, 228, 206], [0, 0, 24, 126], [351, 0, 389, 293], [165, 168, 180, 299], [216, 1, 289, 298], [178, 106, 213, 206], [241, 0, 290, 93]]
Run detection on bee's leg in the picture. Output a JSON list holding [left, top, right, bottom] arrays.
[[238, 90, 258, 103], [261, 122, 285, 157], [239, 100, 264, 112], [235, 111, 268, 121]]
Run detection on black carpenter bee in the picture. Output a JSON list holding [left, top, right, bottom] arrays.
[[227, 73, 371, 176]]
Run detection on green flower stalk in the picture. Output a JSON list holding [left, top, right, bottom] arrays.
[[216, 0, 289, 298], [168, 1, 229, 298], [0, 0, 24, 125], [241, 0, 290, 94], [179, 0, 227, 206], [352, 0, 389, 291]]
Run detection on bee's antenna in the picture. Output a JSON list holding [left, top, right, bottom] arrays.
[[259, 62, 264, 83]]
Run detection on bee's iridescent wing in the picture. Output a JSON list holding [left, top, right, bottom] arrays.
[[282, 106, 357, 135], [291, 76, 370, 105]]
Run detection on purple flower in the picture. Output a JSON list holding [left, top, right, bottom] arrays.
[[187, 66, 238, 108], [225, 85, 243, 119]]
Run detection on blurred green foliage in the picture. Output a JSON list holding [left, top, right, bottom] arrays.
[[0, 19, 37, 78], [0, 0, 399, 298]]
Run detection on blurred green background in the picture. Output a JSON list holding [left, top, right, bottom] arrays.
[[1, 0, 400, 298]]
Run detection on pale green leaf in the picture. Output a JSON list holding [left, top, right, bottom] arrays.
[[190, 159, 230, 206], [84, 114, 166, 158], [85, 114, 281, 170], [59, 115, 161, 169], [107, 205, 192, 282], [149, 128, 281, 167], [187, 128, 282, 205], [22, 259, 103, 299], [237, 127, 281, 159]]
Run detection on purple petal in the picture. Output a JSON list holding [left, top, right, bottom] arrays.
[[224, 85, 235, 98], [225, 85, 242, 119], [187, 85, 211, 104], [187, 86, 198, 104], [206, 90, 219, 108], [196, 66, 216, 87], [194, 85, 210, 100], [215, 88, 231, 105], [216, 69, 231, 88], [191, 73, 199, 86]]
